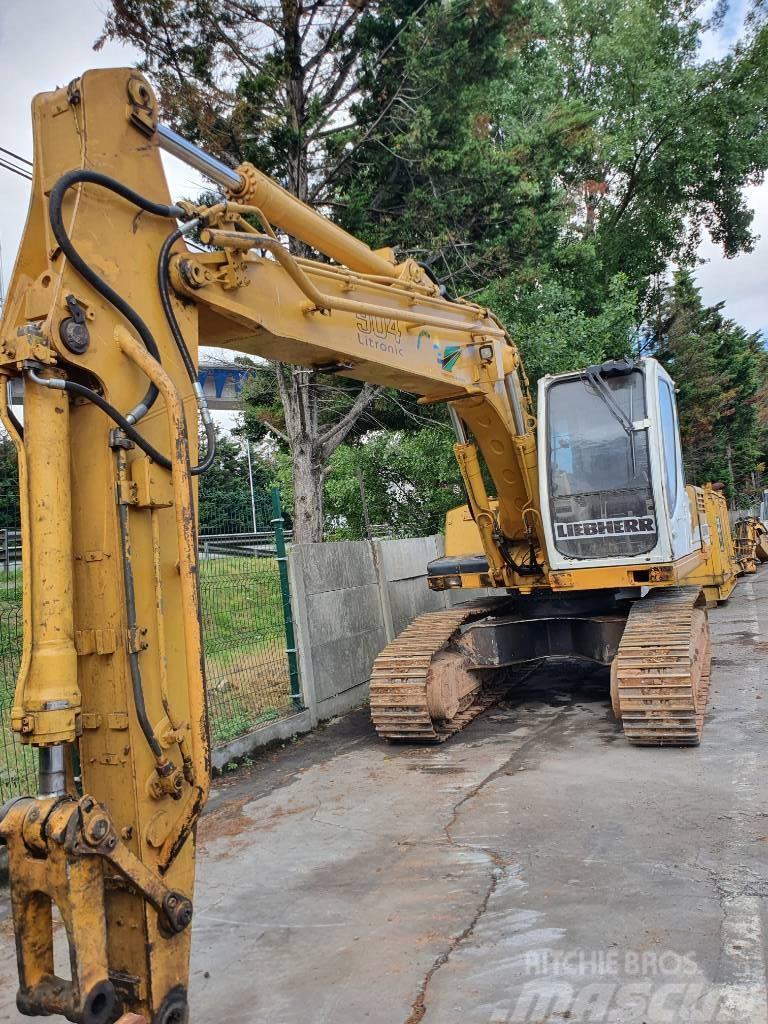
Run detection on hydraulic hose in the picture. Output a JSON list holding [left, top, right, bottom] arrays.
[[158, 227, 199, 382], [26, 368, 172, 470], [5, 381, 23, 438], [47, 172, 215, 474], [48, 169, 184, 423], [117, 482, 164, 761], [418, 261, 457, 303], [157, 222, 217, 475]]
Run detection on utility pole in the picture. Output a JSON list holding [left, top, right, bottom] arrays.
[[245, 439, 258, 532]]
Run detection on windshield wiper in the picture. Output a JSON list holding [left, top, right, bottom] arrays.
[[581, 368, 635, 438]]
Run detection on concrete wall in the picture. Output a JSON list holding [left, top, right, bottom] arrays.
[[289, 540, 389, 723], [289, 534, 467, 725]]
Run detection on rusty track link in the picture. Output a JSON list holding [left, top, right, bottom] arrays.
[[613, 588, 711, 746], [370, 603, 495, 743]]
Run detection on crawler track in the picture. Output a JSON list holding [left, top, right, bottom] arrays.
[[612, 588, 711, 746], [370, 604, 495, 742]]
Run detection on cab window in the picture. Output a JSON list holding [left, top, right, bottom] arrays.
[[659, 379, 679, 514]]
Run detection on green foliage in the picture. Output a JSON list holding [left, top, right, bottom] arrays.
[[651, 269, 766, 498], [197, 427, 273, 534], [549, 0, 768, 291], [0, 432, 20, 531], [482, 271, 638, 384], [337, 0, 584, 292], [338, 0, 768, 311], [212, 707, 253, 746], [324, 427, 462, 539]]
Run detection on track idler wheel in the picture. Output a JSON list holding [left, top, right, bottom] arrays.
[[425, 650, 482, 723]]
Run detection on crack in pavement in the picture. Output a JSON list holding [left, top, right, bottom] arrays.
[[405, 856, 507, 1024], [403, 707, 571, 1024]]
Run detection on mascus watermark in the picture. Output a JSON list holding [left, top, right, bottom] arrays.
[[486, 948, 759, 1023], [490, 980, 761, 1023]]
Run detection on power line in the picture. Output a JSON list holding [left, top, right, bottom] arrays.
[[0, 145, 32, 167], [0, 157, 31, 182]]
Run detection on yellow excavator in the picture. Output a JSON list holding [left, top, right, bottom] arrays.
[[0, 68, 753, 1024]]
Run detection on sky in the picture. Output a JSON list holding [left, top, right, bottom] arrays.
[[0, 0, 765, 342]]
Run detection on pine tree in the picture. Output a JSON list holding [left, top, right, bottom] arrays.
[[653, 269, 766, 498]]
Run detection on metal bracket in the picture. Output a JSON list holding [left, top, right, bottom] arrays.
[[126, 76, 157, 137], [72, 796, 193, 937]]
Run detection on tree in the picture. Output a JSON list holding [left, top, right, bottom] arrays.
[[651, 269, 766, 498], [481, 269, 638, 383], [238, 356, 453, 535], [714, 319, 764, 499], [324, 427, 463, 539], [197, 427, 272, 534], [335, 0, 590, 293], [652, 270, 729, 486], [338, 0, 768, 358], [98, 0, 417, 541], [547, 0, 768, 301]]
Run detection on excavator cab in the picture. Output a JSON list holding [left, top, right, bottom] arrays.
[[537, 356, 697, 572], [429, 356, 701, 592]]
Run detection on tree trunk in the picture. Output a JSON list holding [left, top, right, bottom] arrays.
[[291, 438, 326, 544], [274, 362, 381, 543]]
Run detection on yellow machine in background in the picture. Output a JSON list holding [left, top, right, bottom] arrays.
[[0, 69, 758, 1023]]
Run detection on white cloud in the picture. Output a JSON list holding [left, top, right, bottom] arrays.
[[0, 0, 207, 295], [695, 182, 768, 336]]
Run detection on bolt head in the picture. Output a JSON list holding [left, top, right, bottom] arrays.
[[91, 817, 109, 839]]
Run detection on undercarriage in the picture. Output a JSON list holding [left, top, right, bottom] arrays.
[[370, 588, 712, 747]]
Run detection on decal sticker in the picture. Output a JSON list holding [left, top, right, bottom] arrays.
[[356, 313, 404, 357], [555, 516, 656, 539], [441, 345, 462, 372]]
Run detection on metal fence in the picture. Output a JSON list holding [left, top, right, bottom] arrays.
[[0, 533, 36, 799], [0, 490, 301, 802], [200, 488, 302, 747]]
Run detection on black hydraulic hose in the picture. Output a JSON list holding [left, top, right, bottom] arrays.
[[117, 497, 164, 760], [158, 228, 198, 381], [63, 380, 172, 469], [157, 226, 217, 476], [48, 169, 185, 422], [5, 383, 23, 439], [7, 404, 23, 438], [194, 419, 217, 476], [418, 261, 458, 303]]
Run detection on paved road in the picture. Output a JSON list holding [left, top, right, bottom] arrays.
[[0, 570, 767, 1023]]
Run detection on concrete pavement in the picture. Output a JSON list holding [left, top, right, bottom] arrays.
[[0, 569, 767, 1023]]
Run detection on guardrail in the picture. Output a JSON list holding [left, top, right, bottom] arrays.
[[199, 530, 294, 560], [0, 530, 21, 575]]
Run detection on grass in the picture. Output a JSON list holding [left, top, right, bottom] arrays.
[[200, 556, 286, 659], [201, 555, 293, 743]]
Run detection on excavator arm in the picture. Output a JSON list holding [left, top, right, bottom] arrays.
[[0, 68, 536, 1024]]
